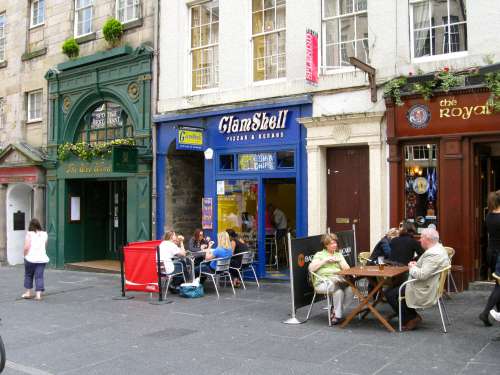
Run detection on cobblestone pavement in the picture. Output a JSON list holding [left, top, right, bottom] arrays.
[[0, 265, 499, 375]]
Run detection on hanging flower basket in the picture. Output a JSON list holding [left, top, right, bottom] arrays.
[[57, 138, 135, 161]]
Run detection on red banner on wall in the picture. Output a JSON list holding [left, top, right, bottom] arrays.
[[305, 29, 318, 84]]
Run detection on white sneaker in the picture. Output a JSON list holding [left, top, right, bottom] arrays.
[[490, 309, 500, 322]]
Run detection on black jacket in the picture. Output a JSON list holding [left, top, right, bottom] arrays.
[[388, 234, 423, 265]]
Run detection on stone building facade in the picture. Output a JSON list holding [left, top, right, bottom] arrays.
[[0, 0, 156, 265], [156, 0, 500, 282]]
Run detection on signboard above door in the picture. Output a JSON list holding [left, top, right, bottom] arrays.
[[176, 126, 204, 151]]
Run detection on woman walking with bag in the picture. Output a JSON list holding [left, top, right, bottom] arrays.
[[22, 218, 49, 301]]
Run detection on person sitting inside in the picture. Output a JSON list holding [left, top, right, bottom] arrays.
[[370, 227, 399, 262], [385, 228, 450, 331], [188, 228, 210, 252], [159, 231, 188, 290], [226, 228, 249, 287], [308, 234, 353, 325], [198, 231, 233, 277], [388, 222, 423, 266]]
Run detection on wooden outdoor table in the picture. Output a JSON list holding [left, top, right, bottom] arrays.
[[337, 265, 409, 332]]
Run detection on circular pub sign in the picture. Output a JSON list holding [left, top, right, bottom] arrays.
[[406, 104, 431, 129]]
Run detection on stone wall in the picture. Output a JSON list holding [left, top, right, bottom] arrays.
[[165, 149, 204, 244]]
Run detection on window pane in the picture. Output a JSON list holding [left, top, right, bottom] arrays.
[[220, 155, 234, 170], [277, 151, 294, 168], [356, 40, 369, 63], [433, 25, 446, 55], [264, 8, 275, 31], [413, 2, 430, 29], [200, 25, 210, 45], [355, 0, 367, 12], [264, 0, 275, 9], [200, 5, 210, 25], [324, 0, 338, 17], [211, 22, 219, 44], [450, 0, 466, 22], [414, 29, 431, 57], [325, 19, 339, 44], [326, 44, 340, 67], [339, 0, 353, 15], [340, 41, 354, 65], [404, 144, 438, 233], [356, 12, 367, 40], [191, 27, 200, 48], [252, 0, 263, 11], [276, 5, 285, 29], [191, 6, 200, 27], [340, 16, 355, 41], [431, 0, 448, 26], [253, 35, 265, 81], [252, 11, 263, 34]]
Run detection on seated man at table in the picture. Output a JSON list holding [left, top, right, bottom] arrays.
[[308, 233, 353, 325], [385, 228, 450, 331], [159, 231, 188, 290]]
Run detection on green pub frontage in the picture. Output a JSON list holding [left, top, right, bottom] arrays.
[[44, 46, 153, 268]]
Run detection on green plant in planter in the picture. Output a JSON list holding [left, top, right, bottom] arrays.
[[434, 67, 460, 92], [57, 138, 135, 161], [103, 18, 124, 47], [383, 77, 407, 106], [62, 38, 79, 59], [485, 72, 500, 113], [412, 80, 436, 101]]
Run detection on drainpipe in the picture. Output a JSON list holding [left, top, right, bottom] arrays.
[[151, 0, 161, 239]]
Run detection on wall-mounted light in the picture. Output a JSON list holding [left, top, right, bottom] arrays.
[[204, 148, 214, 160]]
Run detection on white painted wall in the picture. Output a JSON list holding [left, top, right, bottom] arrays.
[[6, 184, 32, 265]]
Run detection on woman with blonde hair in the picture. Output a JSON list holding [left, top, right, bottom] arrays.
[[199, 231, 233, 274], [308, 233, 353, 324]]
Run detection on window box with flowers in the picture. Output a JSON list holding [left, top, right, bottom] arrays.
[[57, 138, 135, 161]]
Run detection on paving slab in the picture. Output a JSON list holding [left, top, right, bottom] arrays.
[[0, 265, 499, 375]]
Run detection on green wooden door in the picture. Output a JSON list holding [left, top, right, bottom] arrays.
[[83, 181, 109, 261]]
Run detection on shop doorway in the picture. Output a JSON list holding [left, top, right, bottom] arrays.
[[475, 143, 500, 280], [326, 146, 370, 253], [6, 184, 33, 265], [65, 180, 126, 269], [264, 178, 296, 278]]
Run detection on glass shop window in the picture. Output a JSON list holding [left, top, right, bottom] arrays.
[[404, 144, 438, 233], [219, 154, 234, 170], [276, 150, 294, 168]]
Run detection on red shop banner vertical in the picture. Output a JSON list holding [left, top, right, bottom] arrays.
[[305, 29, 318, 84]]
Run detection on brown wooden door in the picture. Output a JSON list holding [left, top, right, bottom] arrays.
[[327, 146, 370, 253]]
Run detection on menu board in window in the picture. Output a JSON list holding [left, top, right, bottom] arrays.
[[239, 153, 274, 171]]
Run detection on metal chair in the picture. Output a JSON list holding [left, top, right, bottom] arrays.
[[306, 271, 334, 326], [443, 246, 459, 293], [229, 251, 260, 289], [398, 265, 451, 333], [161, 259, 187, 299], [199, 257, 235, 298]]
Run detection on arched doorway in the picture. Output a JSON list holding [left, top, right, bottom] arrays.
[[6, 183, 33, 265]]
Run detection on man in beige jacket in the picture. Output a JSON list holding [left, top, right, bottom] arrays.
[[385, 227, 450, 331]]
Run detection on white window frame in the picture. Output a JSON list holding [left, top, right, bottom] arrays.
[[0, 98, 5, 129], [116, 0, 141, 24], [321, 0, 369, 73], [30, 0, 45, 28], [0, 13, 5, 62], [189, 1, 219, 93], [74, 0, 94, 37], [409, 0, 468, 62], [251, 0, 286, 82], [27, 91, 43, 123]]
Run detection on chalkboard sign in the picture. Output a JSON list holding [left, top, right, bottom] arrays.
[[13, 211, 25, 231]]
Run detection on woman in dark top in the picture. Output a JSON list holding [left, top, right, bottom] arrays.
[[479, 191, 500, 326], [388, 222, 423, 265], [188, 228, 209, 252], [227, 228, 248, 287]]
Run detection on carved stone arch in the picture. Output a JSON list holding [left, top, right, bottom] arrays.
[[62, 88, 139, 143]]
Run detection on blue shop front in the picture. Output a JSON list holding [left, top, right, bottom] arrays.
[[155, 97, 311, 278]]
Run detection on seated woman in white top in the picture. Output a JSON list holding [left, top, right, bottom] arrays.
[[22, 218, 49, 301], [159, 231, 187, 288]]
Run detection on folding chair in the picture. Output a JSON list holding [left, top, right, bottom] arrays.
[[199, 257, 235, 298], [443, 246, 459, 293], [398, 265, 451, 333], [161, 259, 187, 299], [230, 251, 260, 289], [306, 271, 334, 326]]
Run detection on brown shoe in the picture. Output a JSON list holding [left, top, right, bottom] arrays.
[[403, 314, 422, 331]]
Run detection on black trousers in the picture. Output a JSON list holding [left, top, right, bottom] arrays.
[[385, 285, 417, 324], [482, 283, 500, 315]]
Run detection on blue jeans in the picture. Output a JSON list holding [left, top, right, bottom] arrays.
[[24, 261, 46, 292]]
